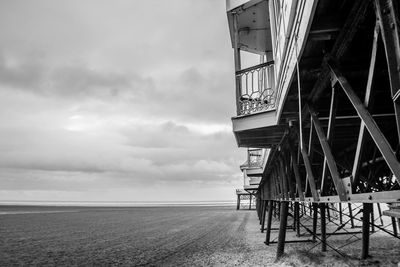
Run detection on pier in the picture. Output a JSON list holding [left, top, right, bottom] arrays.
[[227, 0, 400, 262]]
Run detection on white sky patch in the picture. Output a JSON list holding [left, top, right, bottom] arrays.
[[64, 113, 231, 136], [63, 114, 114, 132], [184, 122, 231, 135]]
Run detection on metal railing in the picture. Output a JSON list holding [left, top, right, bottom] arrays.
[[247, 148, 264, 167], [236, 61, 275, 116]]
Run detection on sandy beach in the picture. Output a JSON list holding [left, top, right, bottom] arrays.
[[0, 205, 399, 266]]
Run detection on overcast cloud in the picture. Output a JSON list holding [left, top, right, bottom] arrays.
[[0, 0, 245, 202]]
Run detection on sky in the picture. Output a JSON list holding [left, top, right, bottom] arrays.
[[0, 0, 246, 202]]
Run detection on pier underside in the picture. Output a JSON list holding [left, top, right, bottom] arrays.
[[253, 0, 400, 260], [260, 0, 400, 204]]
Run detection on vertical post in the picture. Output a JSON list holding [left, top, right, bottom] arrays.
[[312, 203, 318, 242], [249, 194, 252, 210], [265, 200, 274, 245], [237, 194, 241, 210], [327, 204, 331, 222], [377, 203, 384, 225], [320, 203, 327, 252], [292, 202, 297, 232], [392, 217, 398, 237], [371, 206, 375, 233], [233, 13, 242, 115], [339, 203, 343, 225], [361, 203, 373, 259], [261, 200, 267, 232], [348, 203, 355, 228], [296, 202, 301, 236], [293, 202, 297, 231], [276, 201, 289, 259]]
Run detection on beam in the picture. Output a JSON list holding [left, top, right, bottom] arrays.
[[352, 21, 379, 185], [288, 140, 305, 200], [309, 105, 348, 201], [308, 0, 369, 104], [329, 61, 400, 184], [375, 0, 400, 142], [321, 85, 339, 193], [300, 147, 319, 201]]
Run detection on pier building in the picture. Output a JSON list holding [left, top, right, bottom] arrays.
[[228, 0, 400, 260]]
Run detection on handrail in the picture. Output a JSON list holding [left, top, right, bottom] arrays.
[[235, 62, 276, 116], [235, 60, 275, 75]]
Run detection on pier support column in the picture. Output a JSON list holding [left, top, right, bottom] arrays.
[[236, 195, 241, 210], [348, 203, 355, 228], [276, 201, 289, 259], [327, 204, 331, 222], [320, 203, 327, 252], [392, 217, 398, 236], [265, 200, 274, 245], [377, 203, 384, 225], [361, 203, 373, 259], [312, 203, 318, 242], [294, 202, 300, 236], [249, 194, 252, 210], [261, 200, 267, 232], [371, 205, 375, 232]]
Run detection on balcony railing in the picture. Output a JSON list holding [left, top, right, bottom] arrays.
[[235, 61, 275, 116], [247, 148, 264, 168]]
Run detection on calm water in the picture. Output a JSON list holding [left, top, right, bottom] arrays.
[[0, 205, 252, 266]]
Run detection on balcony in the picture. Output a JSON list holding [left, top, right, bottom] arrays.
[[240, 148, 268, 176], [243, 170, 260, 192], [239, 148, 264, 193], [236, 62, 275, 116], [227, 0, 316, 148], [232, 61, 279, 136], [232, 61, 286, 148]]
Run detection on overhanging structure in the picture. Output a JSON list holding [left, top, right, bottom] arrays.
[[227, 0, 400, 261]]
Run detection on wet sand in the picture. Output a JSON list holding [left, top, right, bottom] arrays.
[[0, 205, 399, 266]]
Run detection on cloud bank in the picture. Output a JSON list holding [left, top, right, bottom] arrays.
[[0, 0, 245, 202]]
